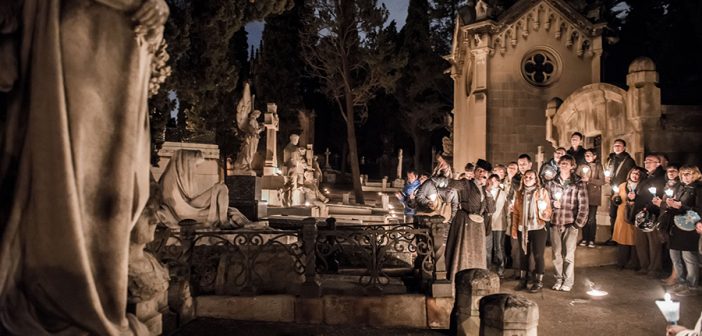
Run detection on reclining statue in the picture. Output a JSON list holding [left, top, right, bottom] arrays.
[[159, 149, 249, 228]]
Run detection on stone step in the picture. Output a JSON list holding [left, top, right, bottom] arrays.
[[326, 204, 374, 215], [361, 186, 402, 192], [543, 244, 617, 270]]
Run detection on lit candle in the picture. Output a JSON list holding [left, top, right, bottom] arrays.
[[554, 190, 563, 201], [612, 185, 620, 193], [604, 170, 612, 178], [655, 293, 680, 325], [378, 192, 383, 196], [388, 204, 394, 209], [648, 187, 657, 195], [665, 189, 674, 198], [499, 183, 504, 189], [582, 166, 590, 174], [304, 201, 311, 207], [537, 200, 547, 210]]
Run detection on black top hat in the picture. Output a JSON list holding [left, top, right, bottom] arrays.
[[476, 159, 492, 172]]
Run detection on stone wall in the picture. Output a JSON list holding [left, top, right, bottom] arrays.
[[648, 105, 702, 166]]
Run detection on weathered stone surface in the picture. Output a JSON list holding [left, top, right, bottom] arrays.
[[196, 295, 295, 322], [479, 293, 539, 336], [323, 295, 427, 328], [295, 297, 324, 324], [453, 269, 500, 336], [427, 297, 453, 329]]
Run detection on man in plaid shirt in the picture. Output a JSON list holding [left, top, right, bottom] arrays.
[[546, 154, 589, 292]]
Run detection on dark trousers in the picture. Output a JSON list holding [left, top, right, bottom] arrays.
[[518, 229, 547, 274], [635, 230, 662, 274], [617, 245, 639, 269], [583, 206, 598, 242]]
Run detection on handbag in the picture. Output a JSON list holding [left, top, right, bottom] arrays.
[[673, 210, 701, 231], [634, 209, 658, 232]]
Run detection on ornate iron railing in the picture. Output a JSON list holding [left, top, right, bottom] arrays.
[[149, 218, 437, 297]]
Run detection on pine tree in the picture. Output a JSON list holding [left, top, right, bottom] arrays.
[[148, 0, 295, 163], [397, 0, 453, 171], [301, 0, 406, 204]]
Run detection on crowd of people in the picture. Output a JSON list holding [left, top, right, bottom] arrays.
[[397, 132, 702, 298]]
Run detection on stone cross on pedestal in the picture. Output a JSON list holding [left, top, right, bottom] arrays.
[[306, 144, 314, 167], [396, 149, 403, 179], [263, 103, 279, 176], [535, 145, 544, 173], [324, 148, 331, 169]]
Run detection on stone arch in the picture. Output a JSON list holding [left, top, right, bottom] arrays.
[[546, 83, 645, 163]]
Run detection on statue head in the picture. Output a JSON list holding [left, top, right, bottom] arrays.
[[289, 134, 300, 145], [132, 181, 164, 246]]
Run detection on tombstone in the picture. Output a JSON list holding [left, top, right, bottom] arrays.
[[479, 294, 539, 336], [452, 269, 500, 336], [324, 148, 332, 169], [342, 192, 351, 205], [393, 149, 405, 188], [261, 104, 286, 207], [381, 176, 388, 190], [380, 193, 390, 210], [306, 144, 314, 167]]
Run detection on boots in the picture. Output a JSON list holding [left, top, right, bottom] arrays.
[[514, 271, 528, 291], [529, 274, 544, 293]]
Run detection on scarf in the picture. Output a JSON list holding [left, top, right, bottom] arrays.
[[520, 185, 537, 255]]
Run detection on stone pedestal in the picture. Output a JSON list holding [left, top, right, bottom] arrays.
[[479, 294, 539, 336], [261, 175, 286, 206], [127, 289, 168, 335], [226, 175, 261, 220], [452, 269, 500, 336]]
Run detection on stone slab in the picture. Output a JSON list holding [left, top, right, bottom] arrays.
[[323, 295, 427, 328], [426, 297, 453, 329], [195, 295, 295, 322], [361, 186, 402, 193], [225, 175, 261, 201], [326, 204, 374, 215], [267, 206, 320, 217]]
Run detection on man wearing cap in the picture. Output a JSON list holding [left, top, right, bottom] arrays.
[[446, 159, 495, 280]]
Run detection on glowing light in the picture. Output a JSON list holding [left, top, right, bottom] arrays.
[[604, 170, 612, 177], [648, 187, 657, 195], [586, 289, 608, 297], [537, 200, 547, 210], [582, 166, 590, 173], [656, 292, 680, 324], [612, 185, 620, 193], [428, 193, 438, 202], [304, 201, 310, 207], [554, 191, 563, 201], [665, 189, 674, 197], [388, 204, 394, 209], [378, 192, 383, 196]]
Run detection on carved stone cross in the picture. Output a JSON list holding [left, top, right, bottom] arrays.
[[324, 148, 331, 169]]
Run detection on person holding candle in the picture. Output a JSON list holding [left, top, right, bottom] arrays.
[[566, 132, 587, 166], [487, 174, 509, 278], [511, 170, 552, 292], [660, 164, 681, 285], [545, 154, 589, 291], [605, 139, 636, 246], [539, 147, 565, 184], [633, 154, 667, 277], [654, 165, 702, 296], [579, 148, 605, 248], [613, 167, 646, 269], [667, 311, 702, 336]]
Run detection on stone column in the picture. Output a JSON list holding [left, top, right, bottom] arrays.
[[479, 293, 539, 336], [452, 269, 500, 336], [396, 149, 403, 180], [263, 104, 279, 176], [301, 217, 322, 297], [626, 57, 661, 162]]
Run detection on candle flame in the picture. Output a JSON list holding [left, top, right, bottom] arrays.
[[664, 292, 671, 302], [612, 185, 620, 193], [665, 189, 673, 197], [604, 170, 612, 177], [648, 187, 657, 195]]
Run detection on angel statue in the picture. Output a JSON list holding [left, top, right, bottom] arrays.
[[233, 82, 264, 174]]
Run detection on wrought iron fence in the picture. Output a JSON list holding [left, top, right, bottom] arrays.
[[148, 218, 437, 297]]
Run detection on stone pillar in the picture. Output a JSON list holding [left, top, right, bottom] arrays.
[[479, 294, 539, 336], [535, 146, 544, 172], [301, 218, 322, 297], [544, 98, 562, 149], [626, 57, 661, 162], [263, 104, 279, 176], [452, 269, 500, 336], [381, 194, 390, 210], [396, 149, 403, 180]]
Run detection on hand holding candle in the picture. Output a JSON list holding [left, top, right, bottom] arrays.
[[648, 187, 657, 195], [665, 189, 674, 198]]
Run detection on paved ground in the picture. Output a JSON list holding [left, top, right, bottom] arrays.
[[172, 265, 702, 336]]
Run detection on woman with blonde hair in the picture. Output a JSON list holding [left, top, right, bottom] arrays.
[[654, 165, 702, 297], [512, 170, 552, 293]]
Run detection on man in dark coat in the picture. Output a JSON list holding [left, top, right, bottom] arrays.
[[566, 132, 587, 166], [632, 154, 666, 277], [604, 139, 636, 245]]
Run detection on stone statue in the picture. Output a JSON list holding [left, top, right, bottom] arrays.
[[128, 181, 169, 334], [159, 149, 250, 228], [233, 109, 264, 173], [0, 0, 169, 334], [302, 170, 329, 204], [233, 82, 264, 174], [283, 134, 305, 185]]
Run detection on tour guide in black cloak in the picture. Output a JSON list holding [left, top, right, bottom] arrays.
[[446, 159, 495, 280]]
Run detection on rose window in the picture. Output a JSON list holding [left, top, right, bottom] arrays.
[[521, 50, 559, 86]]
